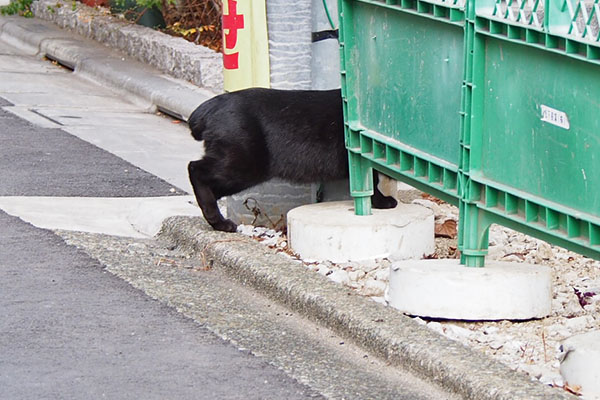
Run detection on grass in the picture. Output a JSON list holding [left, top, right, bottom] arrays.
[[0, 0, 34, 16]]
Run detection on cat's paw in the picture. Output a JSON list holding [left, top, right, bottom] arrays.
[[213, 219, 238, 232], [372, 195, 398, 209]]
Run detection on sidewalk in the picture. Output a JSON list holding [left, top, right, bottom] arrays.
[[0, 11, 575, 400]]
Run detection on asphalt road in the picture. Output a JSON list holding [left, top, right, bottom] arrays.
[[0, 209, 322, 399], [0, 104, 181, 197]]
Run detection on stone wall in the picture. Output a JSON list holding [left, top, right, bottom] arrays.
[[31, 0, 223, 93]]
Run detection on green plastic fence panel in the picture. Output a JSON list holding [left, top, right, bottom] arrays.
[[339, 0, 600, 266], [339, 0, 466, 213], [463, 0, 600, 264]]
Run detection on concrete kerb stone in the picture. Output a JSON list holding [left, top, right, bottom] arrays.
[[159, 216, 576, 400], [0, 15, 72, 55]]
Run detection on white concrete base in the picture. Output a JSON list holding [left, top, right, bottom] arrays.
[[560, 331, 600, 399], [287, 201, 434, 263], [386, 259, 552, 320]]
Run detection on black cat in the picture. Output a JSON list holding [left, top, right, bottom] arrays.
[[187, 88, 397, 232]]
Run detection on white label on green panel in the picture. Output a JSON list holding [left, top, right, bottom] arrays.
[[541, 105, 570, 130]]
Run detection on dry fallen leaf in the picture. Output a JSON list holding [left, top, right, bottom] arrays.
[[435, 219, 457, 239], [563, 382, 583, 396], [421, 193, 446, 205]]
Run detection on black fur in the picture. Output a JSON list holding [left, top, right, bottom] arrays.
[[188, 88, 397, 232]]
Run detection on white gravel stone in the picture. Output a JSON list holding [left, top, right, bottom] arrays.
[[348, 270, 366, 281], [371, 268, 389, 282], [427, 321, 445, 335], [486, 245, 505, 260], [489, 340, 504, 350], [536, 242, 554, 261], [519, 364, 543, 379], [540, 373, 563, 387], [501, 254, 524, 263], [370, 296, 387, 305], [504, 340, 526, 355], [563, 315, 594, 331], [253, 227, 268, 236], [354, 262, 380, 274], [474, 332, 493, 344], [411, 199, 440, 214], [361, 279, 387, 297], [236, 224, 255, 236], [444, 324, 475, 341], [483, 326, 499, 335], [316, 264, 330, 276], [262, 237, 279, 247], [564, 299, 585, 317], [328, 269, 350, 285]]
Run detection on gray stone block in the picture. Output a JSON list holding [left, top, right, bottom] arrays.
[[227, 181, 315, 229]]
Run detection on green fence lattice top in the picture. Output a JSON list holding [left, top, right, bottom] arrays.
[[480, 0, 600, 43]]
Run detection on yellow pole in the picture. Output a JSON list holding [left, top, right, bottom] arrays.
[[222, 0, 271, 91]]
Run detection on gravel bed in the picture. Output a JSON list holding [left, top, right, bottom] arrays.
[[237, 197, 599, 396]]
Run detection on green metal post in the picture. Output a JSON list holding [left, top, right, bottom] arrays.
[[348, 151, 373, 216], [459, 201, 492, 267]]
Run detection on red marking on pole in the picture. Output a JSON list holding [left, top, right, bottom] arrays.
[[223, 0, 245, 70]]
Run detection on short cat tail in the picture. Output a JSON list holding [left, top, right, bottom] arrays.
[[190, 124, 204, 141], [188, 112, 206, 141]]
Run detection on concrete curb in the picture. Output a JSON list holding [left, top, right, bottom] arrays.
[[0, 15, 216, 120], [159, 216, 576, 400], [30, 0, 223, 92]]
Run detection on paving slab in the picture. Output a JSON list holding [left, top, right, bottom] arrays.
[[0, 53, 64, 73], [0, 196, 201, 238], [0, 15, 216, 120]]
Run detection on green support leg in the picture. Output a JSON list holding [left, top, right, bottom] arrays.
[[459, 201, 491, 267], [348, 151, 373, 216]]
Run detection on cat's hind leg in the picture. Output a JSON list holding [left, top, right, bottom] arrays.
[[371, 172, 398, 209], [188, 159, 238, 232]]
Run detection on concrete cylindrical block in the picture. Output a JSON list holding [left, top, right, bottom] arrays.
[[287, 200, 434, 262], [560, 331, 600, 399], [386, 259, 552, 320]]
